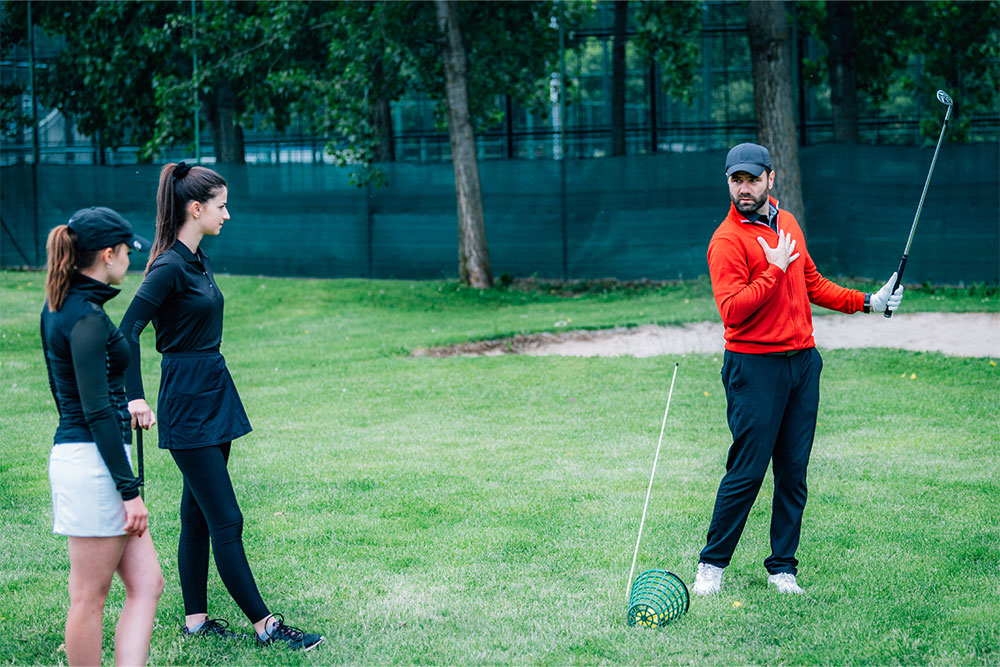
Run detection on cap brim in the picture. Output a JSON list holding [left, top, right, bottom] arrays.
[[726, 163, 768, 177], [130, 235, 151, 252]]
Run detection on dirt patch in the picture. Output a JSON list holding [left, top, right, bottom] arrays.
[[413, 312, 998, 359]]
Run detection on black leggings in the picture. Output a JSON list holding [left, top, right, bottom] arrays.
[[170, 442, 270, 623]]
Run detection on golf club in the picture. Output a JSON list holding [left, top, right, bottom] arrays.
[[885, 89, 953, 318], [135, 425, 144, 498], [626, 362, 679, 600]]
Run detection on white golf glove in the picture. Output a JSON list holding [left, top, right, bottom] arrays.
[[869, 272, 904, 313]]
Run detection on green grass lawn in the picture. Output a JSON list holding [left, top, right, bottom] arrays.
[[1, 271, 997, 665]]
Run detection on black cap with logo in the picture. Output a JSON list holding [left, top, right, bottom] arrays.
[[67, 207, 150, 252]]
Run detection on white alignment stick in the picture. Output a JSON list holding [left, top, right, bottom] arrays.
[[627, 362, 679, 599]]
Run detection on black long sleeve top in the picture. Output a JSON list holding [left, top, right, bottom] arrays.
[[41, 274, 140, 500], [120, 243, 225, 400]]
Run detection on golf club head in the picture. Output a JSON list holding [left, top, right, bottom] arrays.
[[937, 90, 953, 106]]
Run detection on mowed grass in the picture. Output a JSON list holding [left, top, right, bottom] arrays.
[[1, 270, 997, 666]]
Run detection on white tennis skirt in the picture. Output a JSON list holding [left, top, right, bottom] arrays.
[[49, 442, 132, 537]]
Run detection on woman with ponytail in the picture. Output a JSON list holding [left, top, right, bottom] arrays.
[[119, 163, 324, 651], [41, 207, 163, 666]]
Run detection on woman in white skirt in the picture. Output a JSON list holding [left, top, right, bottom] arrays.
[[40, 207, 164, 666]]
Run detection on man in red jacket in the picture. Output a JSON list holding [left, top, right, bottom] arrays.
[[692, 143, 903, 596]]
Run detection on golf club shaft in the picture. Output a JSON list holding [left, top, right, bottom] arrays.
[[136, 425, 144, 498], [627, 362, 679, 599], [886, 100, 952, 318]]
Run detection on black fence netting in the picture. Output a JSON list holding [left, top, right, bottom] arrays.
[[2, 144, 997, 284]]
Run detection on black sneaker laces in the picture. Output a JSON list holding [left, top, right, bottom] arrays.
[[269, 614, 306, 642], [184, 617, 234, 637], [201, 618, 231, 635]]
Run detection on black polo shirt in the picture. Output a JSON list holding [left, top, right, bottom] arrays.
[[121, 242, 225, 400]]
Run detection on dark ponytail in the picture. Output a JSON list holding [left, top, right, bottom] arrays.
[[147, 162, 227, 272], [45, 225, 99, 311]]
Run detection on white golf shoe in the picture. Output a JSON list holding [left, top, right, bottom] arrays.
[[767, 572, 804, 594], [692, 562, 724, 595]]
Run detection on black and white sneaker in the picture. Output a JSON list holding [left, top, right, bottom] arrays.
[[257, 613, 325, 651], [182, 618, 248, 639]]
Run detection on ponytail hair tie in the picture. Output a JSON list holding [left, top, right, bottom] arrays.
[[173, 161, 192, 181]]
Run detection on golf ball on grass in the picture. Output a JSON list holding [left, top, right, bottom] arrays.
[[632, 605, 660, 628]]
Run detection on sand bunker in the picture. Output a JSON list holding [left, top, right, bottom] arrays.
[[414, 312, 998, 359]]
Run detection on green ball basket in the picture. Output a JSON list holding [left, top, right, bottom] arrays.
[[627, 569, 690, 628]]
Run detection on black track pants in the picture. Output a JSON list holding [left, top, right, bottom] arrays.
[[170, 442, 270, 623], [699, 348, 822, 575]]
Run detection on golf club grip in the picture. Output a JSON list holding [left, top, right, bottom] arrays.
[[884, 255, 907, 319]]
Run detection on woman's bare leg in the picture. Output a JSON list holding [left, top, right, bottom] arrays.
[[66, 536, 126, 666], [114, 531, 164, 665]]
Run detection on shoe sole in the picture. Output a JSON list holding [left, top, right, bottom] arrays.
[[183, 632, 251, 640], [301, 636, 325, 652]]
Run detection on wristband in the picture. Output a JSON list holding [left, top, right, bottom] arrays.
[[863, 293, 871, 314]]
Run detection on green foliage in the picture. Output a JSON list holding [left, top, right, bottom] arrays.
[[1, 4, 33, 138], [300, 1, 589, 184], [1, 0, 585, 161], [0, 80, 29, 140], [1, 1, 167, 153], [285, 1, 424, 182], [798, 0, 1000, 142], [912, 0, 1000, 143], [851, 2, 923, 105], [563, 37, 605, 108], [632, 1, 704, 107], [3, 0, 995, 162], [141, 0, 325, 160], [0, 0, 325, 160]]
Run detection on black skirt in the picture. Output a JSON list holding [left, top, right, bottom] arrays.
[[157, 351, 252, 450]]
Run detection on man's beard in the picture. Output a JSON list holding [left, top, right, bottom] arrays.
[[731, 189, 769, 215]]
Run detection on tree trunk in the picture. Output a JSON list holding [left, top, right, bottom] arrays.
[[372, 97, 394, 162], [827, 0, 859, 142], [95, 130, 106, 166], [435, 0, 493, 288], [371, 58, 395, 163], [610, 0, 628, 156], [207, 78, 245, 164], [747, 0, 807, 233]]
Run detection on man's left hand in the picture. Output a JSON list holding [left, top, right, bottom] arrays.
[[870, 272, 904, 313]]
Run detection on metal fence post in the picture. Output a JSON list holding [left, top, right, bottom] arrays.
[[366, 181, 374, 278], [559, 4, 568, 281]]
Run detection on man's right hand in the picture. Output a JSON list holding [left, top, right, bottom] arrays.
[[757, 229, 800, 272], [128, 398, 156, 430]]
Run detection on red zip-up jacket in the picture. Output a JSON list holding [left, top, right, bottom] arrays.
[[707, 198, 864, 354]]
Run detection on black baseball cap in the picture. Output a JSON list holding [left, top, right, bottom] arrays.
[[67, 207, 150, 252], [725, 143, 772, 177]]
